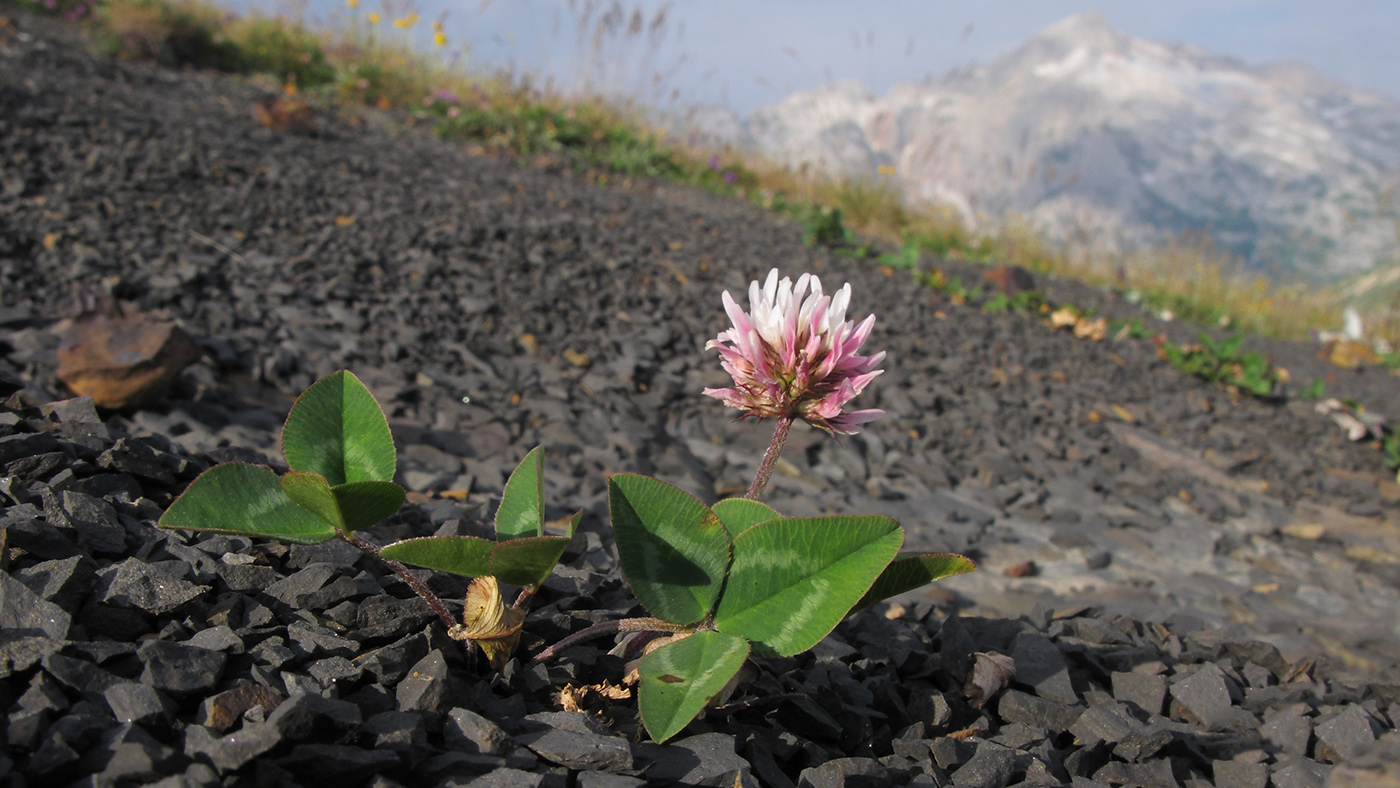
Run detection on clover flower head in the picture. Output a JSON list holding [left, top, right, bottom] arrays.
[[704, 268, 886, 434]]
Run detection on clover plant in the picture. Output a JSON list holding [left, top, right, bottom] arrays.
[[159, 371, 570, 666], [159, 268, 978, 744]]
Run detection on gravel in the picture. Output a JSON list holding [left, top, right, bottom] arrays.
[[2, 8, 1399, 787]]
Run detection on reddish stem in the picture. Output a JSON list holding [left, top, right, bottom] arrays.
[[345, 533, 459, 630], [529, 617, 691, 666], [745, 415, 793, 500]]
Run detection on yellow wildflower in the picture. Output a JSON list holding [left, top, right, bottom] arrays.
[[367, 12, 380, 23], [434, 31, 447, 47]]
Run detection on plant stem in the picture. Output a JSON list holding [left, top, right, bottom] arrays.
[[745, 415, 793, 500], [345, 533, 459, 630], [530, 617, 690, 666]]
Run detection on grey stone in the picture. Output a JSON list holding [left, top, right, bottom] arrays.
[[909, 688, 954, 730], [446, 707, 514, 754], [276, 743, 402, 781], [0, 431, 61, 466], [137, 640, 228, 694], [1270, 759, 1330, 788], [185, 625, 244, 653], [1092, 759, 1175, 788], [1171, 663, 1233, 729], [1213, 760, 1267, 788], [515, 711, 633, 772], [97, 437, 175, 484], [103, 682, 175, 725], [456, 769, 546, 788], [1315, 706, 1378, 761], [643, 732, 750, 785], [358, 633, 429, 685], [1112, 723, 1174, 762], [184, 692, 361, 773], [14, 670, 70, 713], [1070, 705, 1141, 746], [1011, 631, 1078, 704], [357, 595, 437, 641], [0, 633, 63, 674], [42, 653, 123, 697], [215, 562, 281, 593], [15, 554, 93, 610], [99, 558, 208, 615], [264, 563, 339, 605], [308, 655, 363, 686], [798, 756, 886, 788], [362, 711, 431, 757], [82, 723, 179, 783], [1261, 704, 1313, 756], [397, 650, 463, 713], [286, 619, 359, 658], [949, 741, 1016, 788], [0, 567, 71, 640], [997, 689, 1082, 731], [578, 773, 646, 788], [1112, 671, 1166, 714], [44, 489, 127, 553]]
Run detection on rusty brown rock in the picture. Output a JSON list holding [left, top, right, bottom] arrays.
[[200, 684, 287, 732], [253, 96, 316, 135], [55, 309, 202, 409], [984, 265, 1037, 296]]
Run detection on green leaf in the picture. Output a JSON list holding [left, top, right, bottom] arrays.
[[638, 631, 750, 744], [853, 552, 978, 612], [496, 446, 544, 540], [490, 536, 571, 586], [282, 370, 396, 486], [280, 471, 345, 532], [609, 474, 730, 625], [711, 498, 780, 540], [331, 480, 406, 531], [160, 463, 337, 544], [380, 535, 494, 577], [714, 516, 902, 656]]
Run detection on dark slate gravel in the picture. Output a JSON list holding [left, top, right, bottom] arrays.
[[3, 9, 1400, 788]]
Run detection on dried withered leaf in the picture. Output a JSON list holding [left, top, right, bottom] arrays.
[[963, 651, 1016, 709], [556, 681, 631, 713], [1074, 316, 1107, 341], [450, 576, 525, 671], [1050, 307, 1079, 329]]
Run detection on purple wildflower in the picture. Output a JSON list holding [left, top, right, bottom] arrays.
[[704, 269, 885, 435]]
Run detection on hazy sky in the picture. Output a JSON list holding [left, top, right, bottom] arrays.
[[224, 1, 1400, 114]]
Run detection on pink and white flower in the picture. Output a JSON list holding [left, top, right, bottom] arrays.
[[704, 269, 886, 434]]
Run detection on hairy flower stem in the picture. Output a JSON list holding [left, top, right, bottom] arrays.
[[530, 617, 691, 666], [345, 533, 459, 630], [745, 415, 793, 500]]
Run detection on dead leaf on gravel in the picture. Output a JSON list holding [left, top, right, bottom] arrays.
[[556, 681, 631, 714], [1050, 307, 1079, 329], [253, 96, 316, 135], [1073, 316, 1107, 340], [449, 576, 524, 671], [964, 651, 1015, 709], [1319, 339, 1375, 369], [1110, 404, 1136, 424]]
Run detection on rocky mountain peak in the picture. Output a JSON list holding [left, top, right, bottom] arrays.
[[729, 15, 1400, 282]]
